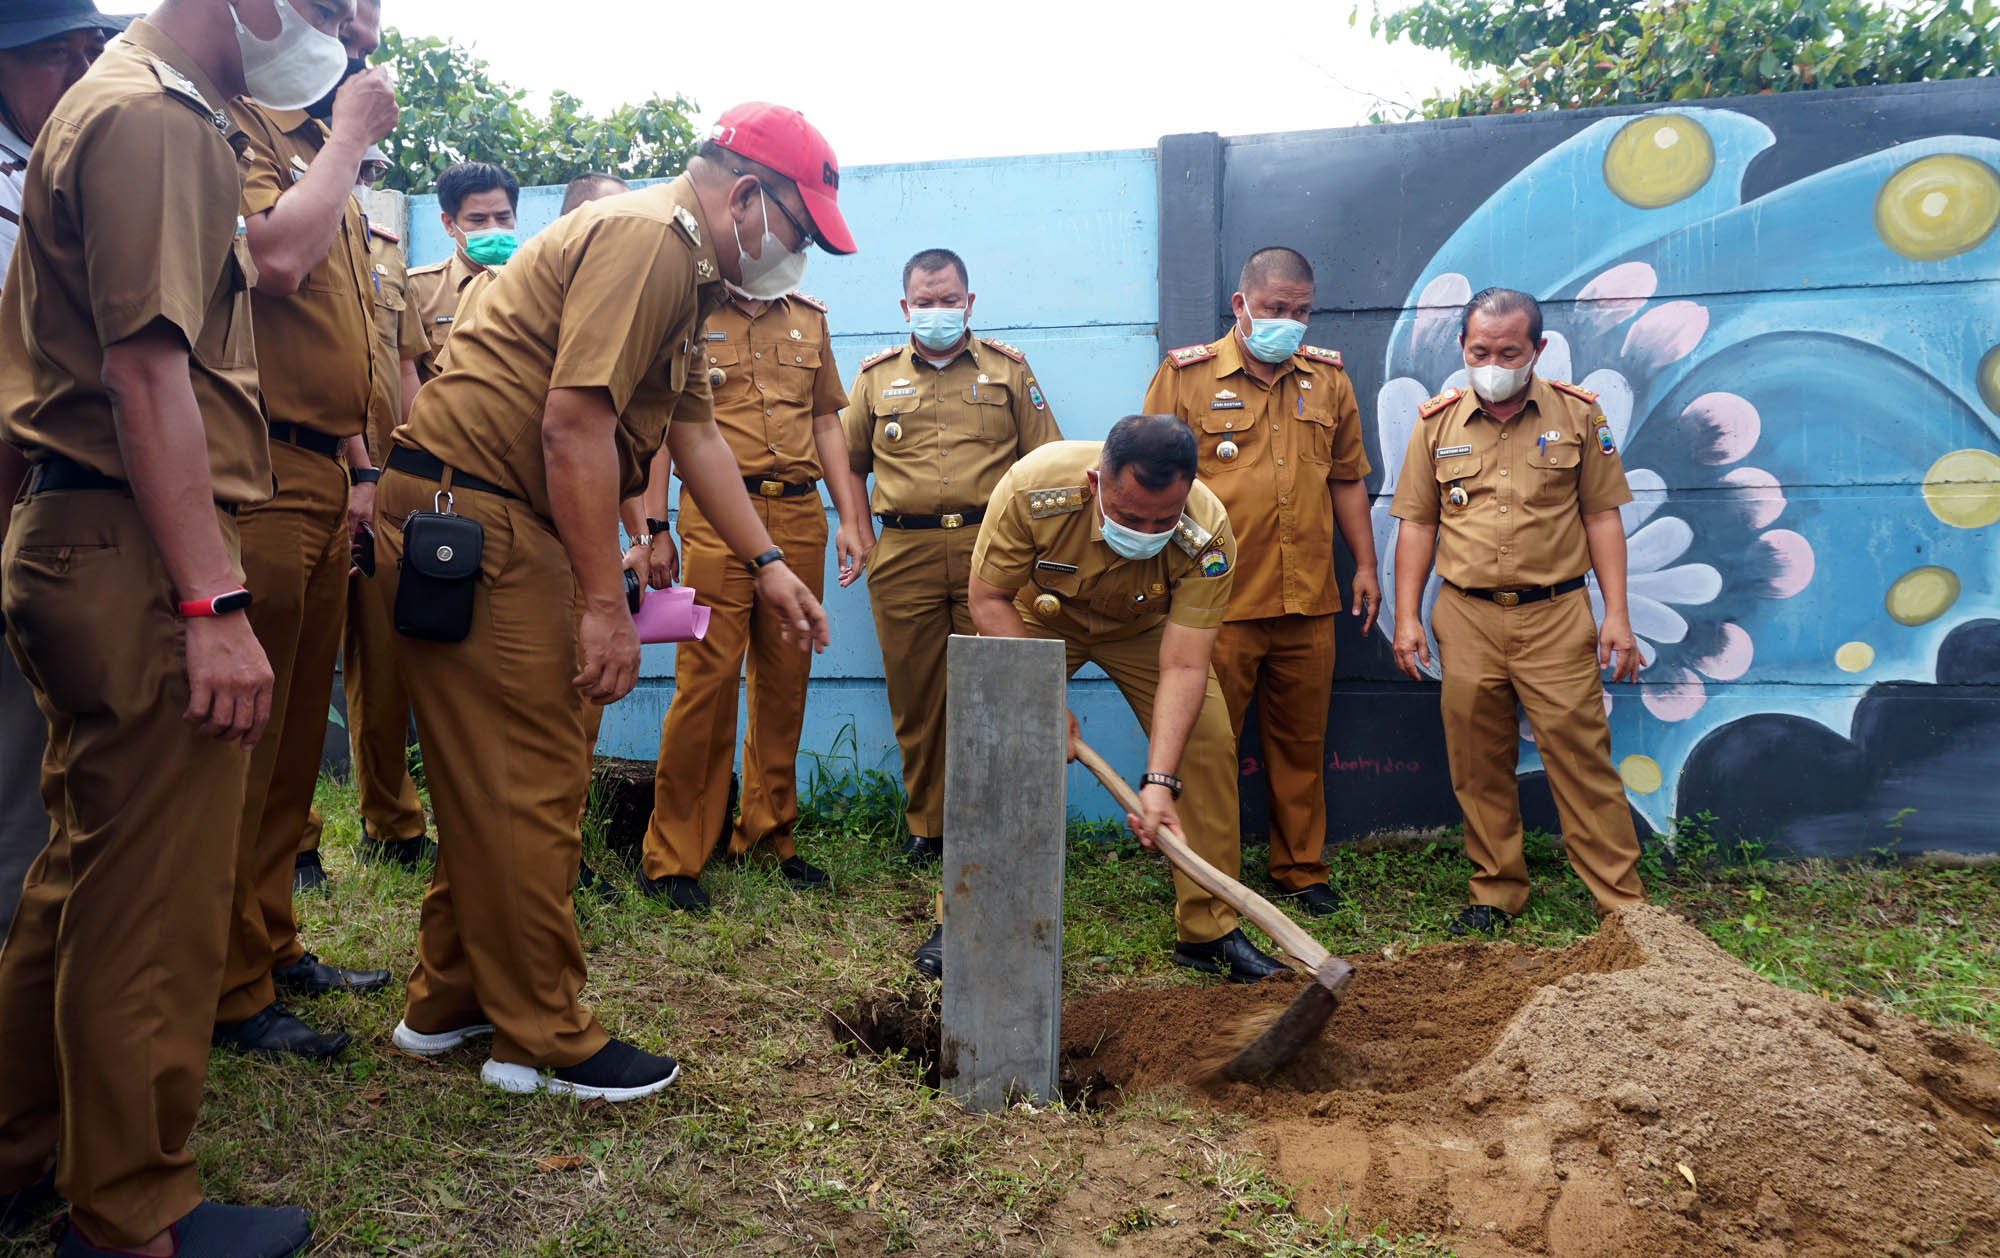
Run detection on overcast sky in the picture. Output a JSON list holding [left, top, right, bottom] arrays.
[[378, 0, 1472, 167]]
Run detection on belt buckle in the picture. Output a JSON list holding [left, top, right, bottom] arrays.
[[1494, 590, 1521, 607], [940, 512, 965, 529], [758, 480, 783, 497]]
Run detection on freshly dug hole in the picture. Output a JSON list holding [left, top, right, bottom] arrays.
[[826, 993, 942, 1088]]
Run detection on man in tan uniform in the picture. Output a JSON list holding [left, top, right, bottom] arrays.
[[939, 415, 1281, 982], [1389, 287, 1647, 935], [0, 6, 330, 1253], [378, 102, 849, 1101], [1143, 246, 1378, 915], [842, 248, 1063, 863], [213, 16, 398, 1061], [630, 289, 871, 910], [407, 160, 517, 381]]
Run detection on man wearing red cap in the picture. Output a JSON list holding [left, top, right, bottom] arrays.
[[376, 101, 850, 1101]]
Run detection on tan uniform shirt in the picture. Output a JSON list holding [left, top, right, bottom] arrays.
[[230, 101, 373, 435], [363, 223, 428, 464], [974, 440, 1237, 641], [395, 175, 725, 520], [701, 293, 847, 481], [1389, 377, 1633, 589], [1143, 333, 1369, 620], [408, 249, 480, 381], [0, 19, 269, 506], [842, 337, 1063, 516]]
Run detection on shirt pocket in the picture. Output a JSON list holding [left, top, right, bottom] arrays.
[[770, 341, 822, 405], [1527, 436, 1581, 506], [961, 384, 1014, 441], [1299, 407, 1336, 465], [1434, 447, 1484, 510], [702, 339, 743, 399], [1197, 407, 1258, 475]]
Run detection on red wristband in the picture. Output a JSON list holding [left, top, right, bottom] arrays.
[[178, 588, 253, 617]]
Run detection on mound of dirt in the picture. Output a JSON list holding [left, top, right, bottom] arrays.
[[1061, 906, 2000, 1258]]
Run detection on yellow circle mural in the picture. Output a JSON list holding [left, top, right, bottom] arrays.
[[1885, 565, 1961, 627], [1922, 449, 2000, 529], [1874, 154, 2000, 261], [1619, 755, 1663, 796], [1981, 344, 2000, 418], [1835, 642, 1876, 673], [1603, 115, 1716, 209]]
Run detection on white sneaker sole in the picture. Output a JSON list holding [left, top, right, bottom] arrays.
[[480, 1057, 680, 1102], [391, 1020, 495, 1056]]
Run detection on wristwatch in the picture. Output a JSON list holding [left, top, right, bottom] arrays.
[[180, 587, 253, 618], [1141, 771, 1183, 800], [350, 466, 381, 485], [631, 533, 654, 550], [744, 546, 785, 575], [646, 516, 670, 537]]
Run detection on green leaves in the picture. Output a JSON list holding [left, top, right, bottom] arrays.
[[1371, 0, 1997, 118], [372, 28, 700, 194]]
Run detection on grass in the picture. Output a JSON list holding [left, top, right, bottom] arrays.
[[3, 769, 1994, 1257]]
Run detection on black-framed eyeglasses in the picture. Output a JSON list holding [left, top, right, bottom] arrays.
[[736, 170, 816, 253]]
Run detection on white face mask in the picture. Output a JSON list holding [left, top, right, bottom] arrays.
[[725, 188, 808, 301], [231, 0, 351, 111], [1468, 360, 1534, 403]]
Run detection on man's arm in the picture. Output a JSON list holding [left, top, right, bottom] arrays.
[[544, 385, 641, 703], [343, 433, 373, 543], [104, 323, 274, 745], [1390, 521, 1438, 680], [1130, 622, 1220, 846], [1331, 477, 1379, 634], [240, 72, 397, 295], [968, 572, 1030, 638], [1584, 508, 1640, 683], [397, 358, 421, 427], [626, 446, 677, 589], [814, 410, 874, 588]]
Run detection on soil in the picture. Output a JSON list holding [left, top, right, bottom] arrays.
[[1057, 907, 2000, 1258]]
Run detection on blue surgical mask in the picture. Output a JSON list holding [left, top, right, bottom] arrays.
[[908, 306, 966, 352], [1241, 299, 1307, 364], [1099, 501, 1176, 561]]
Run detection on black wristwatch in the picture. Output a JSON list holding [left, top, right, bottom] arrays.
[[1141, 772, 1183, 800], [744, 546, 785, 576], [646, 517, 670, 537], [350, 466, 381, 485]]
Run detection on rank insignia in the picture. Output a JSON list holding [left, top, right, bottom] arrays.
[[1551, 378, 1599, 403], [1418, 388, 1462, 419], [695, 258, 716, 280], [1199, 547, 1230, 577], [1028, 381, 1046, 411], [672, 204, 701, 245], [1169, 343, 1216, 367], [1300, 345, 1343, 367], [1597, 422, 1617, 454], [859, 346, 902, 370], [981, 337, 1026, 362], [1029, 489, 1085, 518]]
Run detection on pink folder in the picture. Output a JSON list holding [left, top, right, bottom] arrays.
[[632, 585, 710, 644]]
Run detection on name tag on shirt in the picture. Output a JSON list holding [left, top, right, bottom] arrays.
[[1034, 560, 1078, 574], [1436, 444, 1473, 458], [882, 386, 917, 399], [1210, 399, 1245, 410], [707, 331, 727, 340]]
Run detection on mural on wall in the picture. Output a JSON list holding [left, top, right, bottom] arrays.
[[1367, 106, 2000, 853]]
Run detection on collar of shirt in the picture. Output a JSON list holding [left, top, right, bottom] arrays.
[[726, 292, 794, 322], [1464, 374, 1553, 425], [122, 18, 246, 148], [446, 249, 480, 294], [1213, 328, 1302, 388], [900, 332, 980, 372]]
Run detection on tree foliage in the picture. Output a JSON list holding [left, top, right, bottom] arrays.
[[1371, 0, 1999, 118], [371, 28, 700, 193]]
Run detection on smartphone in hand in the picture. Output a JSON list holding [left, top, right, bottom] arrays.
[[351, 521, 376, 578]]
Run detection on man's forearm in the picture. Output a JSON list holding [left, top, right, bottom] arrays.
[[968, 585, 1030, 638], [243, 131, 369, 295], [1147, 660, 1207, 777], [812, 414, 868, 524], [398, 358, 421, 428], [1331, 478, 1377, 568], [668, 422, 777, 561], [344, 434, 371, 472], [105, 338, 239, 600], [1583, 510, 1629, 618], [1393, 521, 1437, 613], [543, 391, 627, 610]]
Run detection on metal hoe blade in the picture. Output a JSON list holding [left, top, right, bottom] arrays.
[[1221, 957, 1356, 1082]]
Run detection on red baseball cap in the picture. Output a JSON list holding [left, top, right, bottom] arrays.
[[708, 102, 856, 256]]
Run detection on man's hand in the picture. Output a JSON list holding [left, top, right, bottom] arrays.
[[834, 518, 874, 588], [1125, 781, 1180, 851], [346, 480, 376, 540], [573, 602, 641, 703], [1391, 614, 1433, 681], [1350, 566, 1382, 636], [1599, 610, 1642, 683], [1065, 709, 1081, 763], [330, 67, 399, 146], [185, 613, 275, 747], [647, 532, 679, 589], [621, 541, 651, 590], [753, 560, 830, 651]]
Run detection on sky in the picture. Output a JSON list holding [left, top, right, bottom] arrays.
[[378, 0, 1473, 167]]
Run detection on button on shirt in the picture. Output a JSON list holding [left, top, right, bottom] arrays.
[[703, 295, 847, 481]]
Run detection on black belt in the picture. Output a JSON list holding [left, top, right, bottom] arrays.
[[877, 508, 985, 531], [744, 476, 818, 499], [25, 455, 237, 514], [385, 446, 521, 502], [1453, 576, 1587, 607], [267, 421, 344, 459]]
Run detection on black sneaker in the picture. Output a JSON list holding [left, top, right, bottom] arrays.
[[899, 834, 941, 867], [0, 1170, 55, 1238], [778, 856, 830, 889], [1171, 928, 1284, 983], [292, 850, 329, 895], [358, 834, 435, 870], [910, 924, 942, 979], [213, 1003, 351, 1060], [57, 1201, 310, 1258], [272, 951, 392, 997], [575, 861, 618, 905], [637, 871, 709, 912], [1447, 904, 1513, 937], [481, 1037, 679, 1102], [1285, 882, 1343, 917]]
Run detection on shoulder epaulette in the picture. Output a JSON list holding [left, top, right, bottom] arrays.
[[981, 337, 1026, 363], [1027, 487, 1087, 519], [1417, 388, 1462, 420], [1168, 343, 1216, 368], [149, 58, 230, 136], [1549, 378, 1599, 403], [1299, 345, 1343, 367], [788, 290, 827, 313], [671, 203, 701, 246], [859, 345, 902, 370], [409, 259, 447, 276], [368, 223, 401, 244], [1172, 513, 1214, 557]]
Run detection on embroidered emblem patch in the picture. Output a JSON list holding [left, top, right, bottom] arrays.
[[1596, 422, 1616, 454], [1199, 547, 1230, 577]]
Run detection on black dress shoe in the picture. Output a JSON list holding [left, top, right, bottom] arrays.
[[0, 1169, 56, 1237], [358, 834, 435, 870], [273, 952, 391, 997], [213, 1003, 351, 1060], [1285, 882, 1343, 917], [575, 861, 618, 905], [910, 924, 942, 979], [292, 850, 329, 895], [778, 856, 830, 889], [1447, 903, 1513, 936], [58, 1201, 310, 1258], [637, 872, 709, 912], [899, 834, 942, 867], [1171, 928, 1284, 983]]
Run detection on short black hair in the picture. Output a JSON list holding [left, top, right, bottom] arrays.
[[1239, 246, 1313, 296], [1460, 287, 1544, 343], [1101, 414, 1197, 492], [560, 172, 628, 216], [437, 162, 520, 217], [902, 248, 968, 293]]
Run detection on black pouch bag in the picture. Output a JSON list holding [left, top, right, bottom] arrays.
[[394, 493, 484, 642]]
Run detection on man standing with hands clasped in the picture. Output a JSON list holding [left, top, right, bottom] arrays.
[[1388, 287, 1647, 937]]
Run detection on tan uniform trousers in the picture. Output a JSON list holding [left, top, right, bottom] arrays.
[[376, 469, 607, 1068], [0, 492, 248, 1247], [643, 493, 827, 879], [217, 439, 350, 1021], [340, 560, 426, 842], [1432, 584, 1645, 914], [1210, 613, 1336, 891], [865, 525, 977, 838]]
